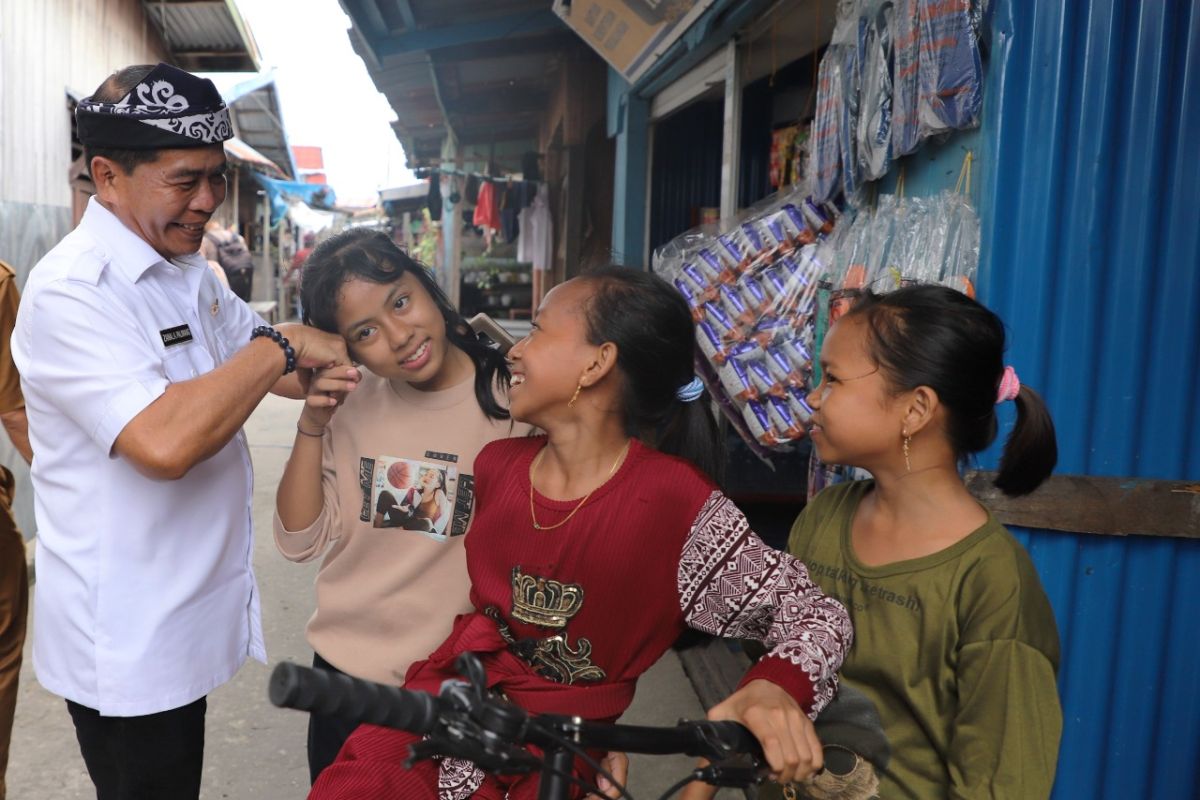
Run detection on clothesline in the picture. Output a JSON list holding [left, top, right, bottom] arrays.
[[413, 166, 543, 185]]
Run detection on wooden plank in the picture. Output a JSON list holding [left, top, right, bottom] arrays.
[[965, 471, 1200, 539]]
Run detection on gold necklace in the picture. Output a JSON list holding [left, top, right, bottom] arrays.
[[529, 440, 631, 531]]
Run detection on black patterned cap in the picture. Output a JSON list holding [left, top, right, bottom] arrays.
[[77, 63, 233, 150]]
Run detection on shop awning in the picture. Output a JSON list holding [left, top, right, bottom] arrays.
[[218, 72, 299, 180], [340, 1, 576, 168], [141, 0, 261, 72], [254, 174, 338, 225], [224, 136, 286, 178]]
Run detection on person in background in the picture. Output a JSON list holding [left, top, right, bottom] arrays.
[[285, 231, 317, 320], [13, 63, 348, 800], [202, 219, 256, 302], [198, 224, 231, 290], [784, 285, 1061, 798], [0, 258, 31, 800]]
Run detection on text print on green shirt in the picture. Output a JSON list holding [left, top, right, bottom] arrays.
[[805, 560, 923, 614]]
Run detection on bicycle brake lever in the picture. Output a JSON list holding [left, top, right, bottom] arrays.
[[405, 719, 542, 776]]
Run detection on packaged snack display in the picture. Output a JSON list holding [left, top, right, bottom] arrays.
[[657, 187, 979, 462], [656, 189, 844, 458]]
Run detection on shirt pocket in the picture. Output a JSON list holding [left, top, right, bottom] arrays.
[[162, 343, 216, 383]]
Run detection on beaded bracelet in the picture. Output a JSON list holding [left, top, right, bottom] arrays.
[[250, 325, 297, 375]]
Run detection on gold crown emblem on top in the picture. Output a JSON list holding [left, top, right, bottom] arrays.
[[509, 567, 585, 629]]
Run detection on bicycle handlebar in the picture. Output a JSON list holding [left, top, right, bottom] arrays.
[[269, 661, 440, 736], [268, 658, 763, 766]]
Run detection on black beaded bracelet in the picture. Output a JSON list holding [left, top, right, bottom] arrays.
[[250, 325, 297, 375]]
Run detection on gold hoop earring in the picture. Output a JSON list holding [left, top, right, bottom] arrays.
[[567, 382, 583, 408], [902, 431, 912, 473]]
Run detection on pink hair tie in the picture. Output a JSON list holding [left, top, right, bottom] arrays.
[[996, 366, 1020, 404]]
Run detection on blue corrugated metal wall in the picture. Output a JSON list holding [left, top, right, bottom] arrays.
[[895, 1, 1200, 796]]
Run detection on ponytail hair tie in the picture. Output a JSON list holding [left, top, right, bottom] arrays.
[[676, 376, 705, 403], [996, 366, 1020, 404]]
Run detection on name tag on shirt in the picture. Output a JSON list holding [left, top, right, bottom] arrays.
[[160, 324, 194, 348]]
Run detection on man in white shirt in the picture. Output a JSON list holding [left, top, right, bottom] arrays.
[[11, 63, 349, 799]]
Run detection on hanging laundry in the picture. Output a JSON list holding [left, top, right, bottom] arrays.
[[517, 203, 533, 264], [473, 180, 501, 232], [464, 174, 481, 205], [527, 184, 553, 273], [500, 183, 520, 243], [426, 176, 442, 222]]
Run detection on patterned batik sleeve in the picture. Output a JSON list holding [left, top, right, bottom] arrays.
[[676, 491, 853, 717]]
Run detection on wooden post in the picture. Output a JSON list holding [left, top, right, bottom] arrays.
[[260, 193, 270, 302], [720, 38, 743, 223], [611, 68, 649, 268], [231, 168, 240, 232], [276, 222, 287, 309]]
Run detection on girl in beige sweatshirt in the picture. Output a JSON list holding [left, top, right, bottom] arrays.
[[273, 229, 519, 783]]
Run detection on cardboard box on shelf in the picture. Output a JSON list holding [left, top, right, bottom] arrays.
[[553, 0, 716, 83]]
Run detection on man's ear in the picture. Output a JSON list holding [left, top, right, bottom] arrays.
[[90, 156, 123, 202]]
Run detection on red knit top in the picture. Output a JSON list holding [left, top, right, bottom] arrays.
[[312, 436, 852, 799]]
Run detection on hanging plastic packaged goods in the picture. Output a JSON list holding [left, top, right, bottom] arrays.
[[837, 7, 867, 202], [856, 0, 895, 181], [890, 0, 921, 157], [656, 185, 980, 461], [808, 48, 844, 203], [916, 0, 983, 137], [805, 188, 979, 492], [656, 189, 842, 458]]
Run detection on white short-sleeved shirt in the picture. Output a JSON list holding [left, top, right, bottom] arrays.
[[12, 198, 268, 716]]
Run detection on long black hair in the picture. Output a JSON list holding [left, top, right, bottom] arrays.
[[846, 284, 1057, 496], [301, 228, 511, 421], [577, 266, 725, 485]]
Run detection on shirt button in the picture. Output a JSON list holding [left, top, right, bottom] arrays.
[[191, 369, 198, 377]]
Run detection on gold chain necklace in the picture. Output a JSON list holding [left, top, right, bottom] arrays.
[[529, 440, 631, 531]]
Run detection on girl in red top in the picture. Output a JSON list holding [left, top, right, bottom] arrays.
[[311, 267, 853, 799]]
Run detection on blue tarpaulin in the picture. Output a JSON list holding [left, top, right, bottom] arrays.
[[252, 173, 337, 225]]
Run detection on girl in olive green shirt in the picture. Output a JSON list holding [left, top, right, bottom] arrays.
[[787, 285, 1061, 799]]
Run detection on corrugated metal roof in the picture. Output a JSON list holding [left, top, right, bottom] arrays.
[[142, 0, 260, 72], [340, 0, 573, 167], [224, 136, 285, 178], [219, 73, 298, 180], [889, 1, 1200, 796]]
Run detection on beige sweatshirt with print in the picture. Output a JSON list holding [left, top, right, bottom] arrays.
[[274, 369, 521, 685]]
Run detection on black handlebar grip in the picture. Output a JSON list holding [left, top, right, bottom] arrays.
[[699, 720, 764, 760], [568, 718, 764, 761], [269, 662, 440, 735]]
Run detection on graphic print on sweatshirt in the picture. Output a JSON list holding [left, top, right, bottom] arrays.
[[357, 452, 472, 541]]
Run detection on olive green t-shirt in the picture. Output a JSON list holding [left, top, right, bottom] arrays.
[[787, 480, 1062, 799]]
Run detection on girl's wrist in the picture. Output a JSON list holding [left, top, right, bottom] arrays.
[[296, 412, 329, 436], [296, 422, 325, 438]]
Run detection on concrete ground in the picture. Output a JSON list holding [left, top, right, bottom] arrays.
[[6, 393, 741, 799]]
